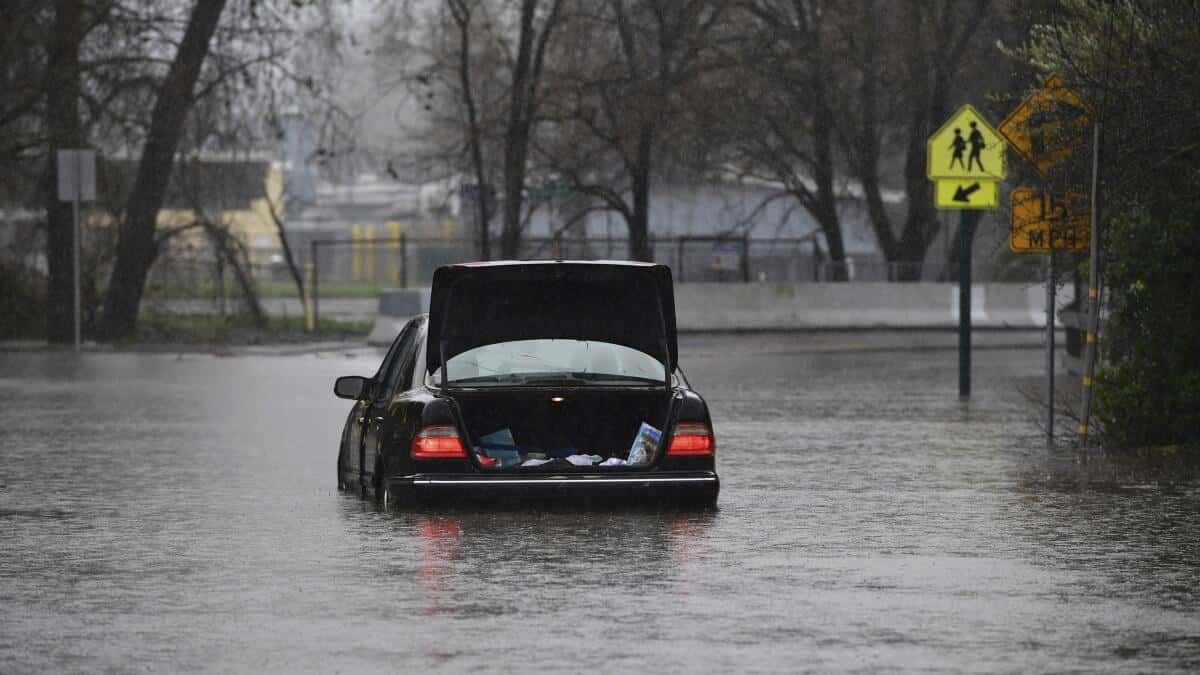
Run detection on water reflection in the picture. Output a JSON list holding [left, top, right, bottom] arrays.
[[415, 516, 462, 615], [337, 502, 717, 618]]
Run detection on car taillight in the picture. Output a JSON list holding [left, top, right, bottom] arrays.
[[410, 425, 467, 459], [667, 422, 714, 456]]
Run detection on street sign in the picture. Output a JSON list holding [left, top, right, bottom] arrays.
[[1009, 188, 1089, 252], [998, 75, 1089, 176], [56, 149, 96, 202], [927, 104, 1007, 181], [934, 178, 998, 210], [710, 241, 742, 271], [527, 183, 570, 199]]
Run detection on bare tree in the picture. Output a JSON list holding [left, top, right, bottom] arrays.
[[715, 0, 850, 278], [498, 0, 565, 258], [449, 0, 493, 260], [100, 0, 228, 338], [836, 0, 992, 280], [541, 0, 726, 261]]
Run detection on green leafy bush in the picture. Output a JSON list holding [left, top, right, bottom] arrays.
[[1094, 211, 1200, 448]]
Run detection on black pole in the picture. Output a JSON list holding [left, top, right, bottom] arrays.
[[1046, 251, 1056, 441], [958, 210, 980, 398], [310, 239, 319, 328], [677, 237, 685, 282], [400, 234, 408, 289], [742, 232, 751, 283]]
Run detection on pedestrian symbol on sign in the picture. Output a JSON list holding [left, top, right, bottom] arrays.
[[927, 105, 1006, 182], [950, 129, 966, 170], [968, 122, 986, 172]]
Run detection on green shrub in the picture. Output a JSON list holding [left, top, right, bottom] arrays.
[[1094, 210, 1200, 448]]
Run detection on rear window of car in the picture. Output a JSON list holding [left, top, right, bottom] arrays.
[[433, 339, 665, 386]]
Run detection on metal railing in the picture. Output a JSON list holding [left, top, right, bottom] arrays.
[[140, 233, 1008, 328]]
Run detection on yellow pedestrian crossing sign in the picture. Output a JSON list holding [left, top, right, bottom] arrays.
[[927, 105, 1006, 181]]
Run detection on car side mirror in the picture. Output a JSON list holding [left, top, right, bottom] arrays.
[[334, 375, 370, 400]]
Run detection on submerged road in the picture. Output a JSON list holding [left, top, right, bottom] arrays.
[[1, 335, 1197, 672]]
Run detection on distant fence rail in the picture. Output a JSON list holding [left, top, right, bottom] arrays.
[[299, 234, 957, 289], [141, 233, 985, 323]]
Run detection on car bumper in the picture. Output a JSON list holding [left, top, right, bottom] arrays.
[[385, 471, 719, 504]]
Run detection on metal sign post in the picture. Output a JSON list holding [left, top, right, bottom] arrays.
[[56, 149, 96, 358], [1045, 252, 1056, 440], [1000, 75, 1093, 442], [1077, 123, 1103, 445], [958, 211, 981, 397]]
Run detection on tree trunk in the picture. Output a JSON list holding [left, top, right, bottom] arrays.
[[212, 226, 265, 329], [848, 0, 899, 270], [628, 175, 652, 262], [100, 0, 227, 339], [811, 75, 848, 281], [43, 0, 83, 342], [499, 0, 539, 260], [266, 198, 304, 302], [627, 126, 655, 262], [500, 126, 528, 259], [813, 198, 847, 282], [450, 0, 491, 261]]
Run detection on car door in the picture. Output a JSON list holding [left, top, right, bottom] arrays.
[[361, 318, 422, 493], [343, 332, 407, 490]]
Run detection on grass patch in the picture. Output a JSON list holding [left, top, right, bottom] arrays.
[[136, 311, 370, 345]]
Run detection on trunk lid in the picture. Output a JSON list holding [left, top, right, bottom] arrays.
[[426, 261, 678, 378]]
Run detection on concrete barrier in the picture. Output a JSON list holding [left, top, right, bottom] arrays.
[[368, 282, 1072, 344], [673, 282, 1072, 332], [367, 288, 430, 345]]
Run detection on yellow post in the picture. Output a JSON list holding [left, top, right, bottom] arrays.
[[350, 224, 362, 281], [442, 219, 454, 240], [388, 221, 401, 283], [303, 261, 315, 332], [364, 225, 376, 282]]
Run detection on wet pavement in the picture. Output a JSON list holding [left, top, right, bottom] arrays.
[[1, 335, 1198, 673]]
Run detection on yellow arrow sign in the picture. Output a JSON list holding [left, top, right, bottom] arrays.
[[1010, 187, 1089, 252], [934, 179, 998, 210], [927, 104, 1007, 181], [998, 75, 1090, 176]]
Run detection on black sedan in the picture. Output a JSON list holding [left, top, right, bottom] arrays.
[[334, 261, 719, 507]]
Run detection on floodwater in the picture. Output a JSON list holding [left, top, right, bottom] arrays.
[[1, 335, 1197, 673]]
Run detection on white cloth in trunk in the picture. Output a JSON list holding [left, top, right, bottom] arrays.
[[565, 454, 603, 466]]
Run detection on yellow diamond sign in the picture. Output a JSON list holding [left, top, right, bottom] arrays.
[[998, 75, 1090, 176], [927, 104, 1007, 181]]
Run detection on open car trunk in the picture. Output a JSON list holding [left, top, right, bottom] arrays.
[[428, 262, 681, 472], [450, 388, 673, 471]]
